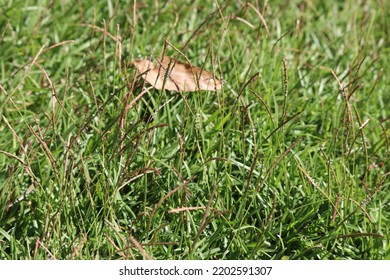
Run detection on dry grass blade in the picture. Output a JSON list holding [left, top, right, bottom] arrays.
[[131, 56, 222, 92]]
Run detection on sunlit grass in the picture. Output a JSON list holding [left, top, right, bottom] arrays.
[[0, 0, 388, 259]]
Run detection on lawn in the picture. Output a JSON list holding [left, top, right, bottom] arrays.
[[0, 0, 388, 259]]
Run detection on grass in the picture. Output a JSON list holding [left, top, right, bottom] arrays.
[[0, 0, 389, 260]]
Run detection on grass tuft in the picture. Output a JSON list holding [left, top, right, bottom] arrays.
[[0, 0, 388, 260]]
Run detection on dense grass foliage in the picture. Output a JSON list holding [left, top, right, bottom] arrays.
[[0, 0, 388, 259]]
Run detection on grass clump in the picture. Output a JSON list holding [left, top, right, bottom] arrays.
[[0, 0, 388, 259]]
